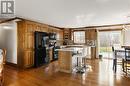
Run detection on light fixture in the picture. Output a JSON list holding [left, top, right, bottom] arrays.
[[2, 26, 12, 29]]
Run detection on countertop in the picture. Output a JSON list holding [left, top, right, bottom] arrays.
[[56, 45, 91, 52], [56, 47, 82, 52]]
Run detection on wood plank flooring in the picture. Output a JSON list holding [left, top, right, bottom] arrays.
[[4, 59, 130, 86]]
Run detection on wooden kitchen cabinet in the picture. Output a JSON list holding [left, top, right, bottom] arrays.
[[85, 29, 97, 59], [63, 29, 71, 40], [17, 20, 63, 68], [58, 51, 72, 73], [85, 29, 97, 40], [49, 48, 53, 61]]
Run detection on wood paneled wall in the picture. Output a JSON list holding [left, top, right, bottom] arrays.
[[17, 20, 63, 68]]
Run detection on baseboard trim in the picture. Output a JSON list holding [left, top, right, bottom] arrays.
[[6, 62, 18, 67]]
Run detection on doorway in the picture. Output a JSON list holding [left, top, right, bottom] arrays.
[[98, 31, 122, 59]]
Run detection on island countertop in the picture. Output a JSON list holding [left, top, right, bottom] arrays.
[[57, 46, 92, 73], [56, 45, 92, 51], [56, 47, 82, 52]]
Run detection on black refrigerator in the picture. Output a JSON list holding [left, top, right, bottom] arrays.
[[34, 31, 49, 67]]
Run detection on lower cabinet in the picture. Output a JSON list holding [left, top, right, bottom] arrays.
[[49, 48, 53, 61]]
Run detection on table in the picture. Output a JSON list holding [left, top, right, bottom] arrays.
[[122, 45, 130, 48]]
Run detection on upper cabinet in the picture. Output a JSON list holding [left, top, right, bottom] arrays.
[[86, 29, 97, 40], [63, 29, 71, 40]]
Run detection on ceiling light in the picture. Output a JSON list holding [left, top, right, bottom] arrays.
[[2, 26, 12, 29]]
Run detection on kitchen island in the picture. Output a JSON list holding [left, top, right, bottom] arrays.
[[57, 46, 91, 73]]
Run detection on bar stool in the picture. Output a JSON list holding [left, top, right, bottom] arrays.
[[74, 47, 87, 73], [82, 47, 90, 68]]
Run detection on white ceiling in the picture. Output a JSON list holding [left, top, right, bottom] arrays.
[[15, 0, 130, 28]]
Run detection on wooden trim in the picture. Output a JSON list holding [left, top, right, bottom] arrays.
[[72, 29, 97, 32], [0, 17, 23, 24], [69, 23, 130, 29], [98, 29, 122, 32], [73, 29, 86, 32]]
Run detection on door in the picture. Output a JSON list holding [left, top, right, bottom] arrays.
[[99, 31, 122, 59]]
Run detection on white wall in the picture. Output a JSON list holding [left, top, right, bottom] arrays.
[[0, 22, 17, 64], [0, 26, 5, 48], [123, 29, 130, 45]]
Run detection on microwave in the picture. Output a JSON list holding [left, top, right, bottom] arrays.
[[49, 33, 56, 40]]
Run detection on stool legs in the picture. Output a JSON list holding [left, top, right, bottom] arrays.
[[76, 57, 84, 73], [113, 59, 117, 73], [75, 57, 88, 73], [122, 59, 125, 72], [77, 57, 78, 67]]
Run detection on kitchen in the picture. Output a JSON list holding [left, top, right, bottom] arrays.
[[1, 0, 130, 85], [1, 17, 130, 86], [0, 18, 95, 68]]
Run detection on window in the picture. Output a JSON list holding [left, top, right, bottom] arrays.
[[74, 31, 85, 43]]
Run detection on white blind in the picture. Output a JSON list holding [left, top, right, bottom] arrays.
[[74, 31, 85, 43]]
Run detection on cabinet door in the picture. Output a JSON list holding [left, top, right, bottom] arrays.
[[24, 33, 34, 49], [24, 51, 34, 67], [86, 29, 97, 40], [49, 49, 53, 61], [64, 29, 71, 40]]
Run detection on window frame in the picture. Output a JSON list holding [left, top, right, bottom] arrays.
[[73, 31, 86, 44]]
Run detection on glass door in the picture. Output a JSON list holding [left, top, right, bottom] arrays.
[[99, 31, 122, 59]]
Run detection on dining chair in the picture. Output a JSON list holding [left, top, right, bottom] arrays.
[[112, 44, 125, 72], [123, 48, 130, 75], [0, 49, 6, 86]]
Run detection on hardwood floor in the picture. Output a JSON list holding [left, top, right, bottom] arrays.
[[4, 59, 130, 86]]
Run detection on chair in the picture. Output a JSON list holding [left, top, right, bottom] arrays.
[[112, 44, 125, 72], [122, 48, 130, 75], [82, 47, 89, 68], [74, 46, 88, 73], [0, 49, 6, 86]]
